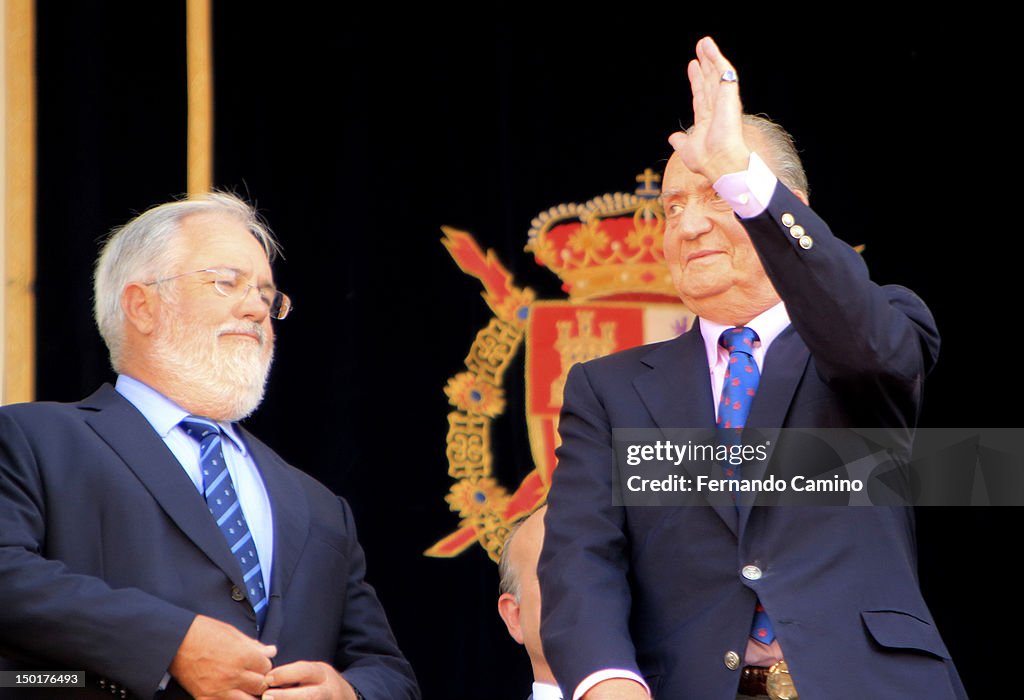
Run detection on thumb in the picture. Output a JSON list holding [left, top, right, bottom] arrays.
[[668, 131, 688, 152]]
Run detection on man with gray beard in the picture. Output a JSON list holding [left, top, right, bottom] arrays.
[[0, 193, 419, 700]]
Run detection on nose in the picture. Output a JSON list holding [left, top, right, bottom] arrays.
[[678, 203, 714, 240], [234, 283, 270, 322]]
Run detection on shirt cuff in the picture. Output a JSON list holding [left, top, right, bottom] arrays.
[[713, 151, 778, 219], [573, 670, 651, 700]]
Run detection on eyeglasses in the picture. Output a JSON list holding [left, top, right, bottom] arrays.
[[145, 268, 293, 320]]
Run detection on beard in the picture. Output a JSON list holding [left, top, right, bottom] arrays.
[[150, 311, 274, 422]]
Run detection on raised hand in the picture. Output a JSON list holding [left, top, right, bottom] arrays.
[[668, 36, 751, 183]]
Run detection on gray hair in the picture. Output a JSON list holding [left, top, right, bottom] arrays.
[[93, 191, 281, 371], [686, 114, 809, 196], [741, 114, 809, 196]]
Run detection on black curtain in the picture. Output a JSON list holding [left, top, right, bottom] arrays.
[[36, 5, 1010, 698]]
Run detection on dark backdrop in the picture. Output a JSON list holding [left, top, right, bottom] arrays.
[[35, 4, 1011, 698]]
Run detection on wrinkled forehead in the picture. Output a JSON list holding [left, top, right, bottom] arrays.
[[661, 152, 713, 198]]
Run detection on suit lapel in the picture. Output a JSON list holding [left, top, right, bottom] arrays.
[[746, 325, 808, 432], [633, 328, 715, 432], [737, 325, 811, 533], [239, 430, 310, 643], [633, 325, 738, 534], [80, 385, 246, 590]]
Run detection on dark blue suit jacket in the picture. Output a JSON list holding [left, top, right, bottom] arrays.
[[0, 385, 419, 699], [538, 186, 966, 699]]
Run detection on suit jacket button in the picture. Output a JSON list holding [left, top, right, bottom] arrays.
[[781, 213, 795, 227], [724, 650, 741, 670], [799, 235, 814, 250], [231, 585, 246, 601], [789, 224, 805, 239], [741, 565, 763, 580]]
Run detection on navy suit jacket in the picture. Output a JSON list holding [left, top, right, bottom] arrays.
[[538, 186, 966, 699], [0, 385, 419, 700]]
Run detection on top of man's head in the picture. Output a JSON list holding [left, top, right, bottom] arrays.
[[498, 506, 547, 602], [682, 114, 808, 197], [93, 192, 280, 372]]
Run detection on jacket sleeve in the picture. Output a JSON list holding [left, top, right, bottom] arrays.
[[746, 185, 939, 386], [0, 410, 196, 698], [538, 361, 642, 696], [743, 185, 939, 428], [332, 497, 421, 700]]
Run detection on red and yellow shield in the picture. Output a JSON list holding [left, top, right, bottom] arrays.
[[524, 301, 693, 488]]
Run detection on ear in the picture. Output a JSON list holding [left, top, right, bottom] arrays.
[[792, 188, 810, 206], [121, 282, 160, 335], [497, 593, 524, 645]]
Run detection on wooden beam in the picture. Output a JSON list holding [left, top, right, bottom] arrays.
[[3, 0, 36, 404], [187, 0, 213, 195]]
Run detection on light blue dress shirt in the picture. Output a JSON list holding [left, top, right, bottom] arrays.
[[115, 374, 274, 595]]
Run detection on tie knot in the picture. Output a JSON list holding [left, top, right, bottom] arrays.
[[719, 327, 759, 356], [179, 416, 221, 444]]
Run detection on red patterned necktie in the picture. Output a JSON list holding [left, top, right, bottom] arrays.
[[717, 327, 760, 457], [717, 327, 775, 644]]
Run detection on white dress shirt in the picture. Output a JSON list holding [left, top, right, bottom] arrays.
[[532, 681, 563, 700]]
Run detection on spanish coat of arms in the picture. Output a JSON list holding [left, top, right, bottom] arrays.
[[426, 170, 694, 561]]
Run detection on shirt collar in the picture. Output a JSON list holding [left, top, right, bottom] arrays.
[[698, 301, 791, 367], [115, 374, 247, 454], [531, 681, 563, 700]]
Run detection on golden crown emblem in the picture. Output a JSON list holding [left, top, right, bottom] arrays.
[[525, 168, 677, 301]]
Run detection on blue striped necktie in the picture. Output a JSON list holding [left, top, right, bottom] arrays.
[[717, 328, 775, 645], [180, 416, 268, 629]]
